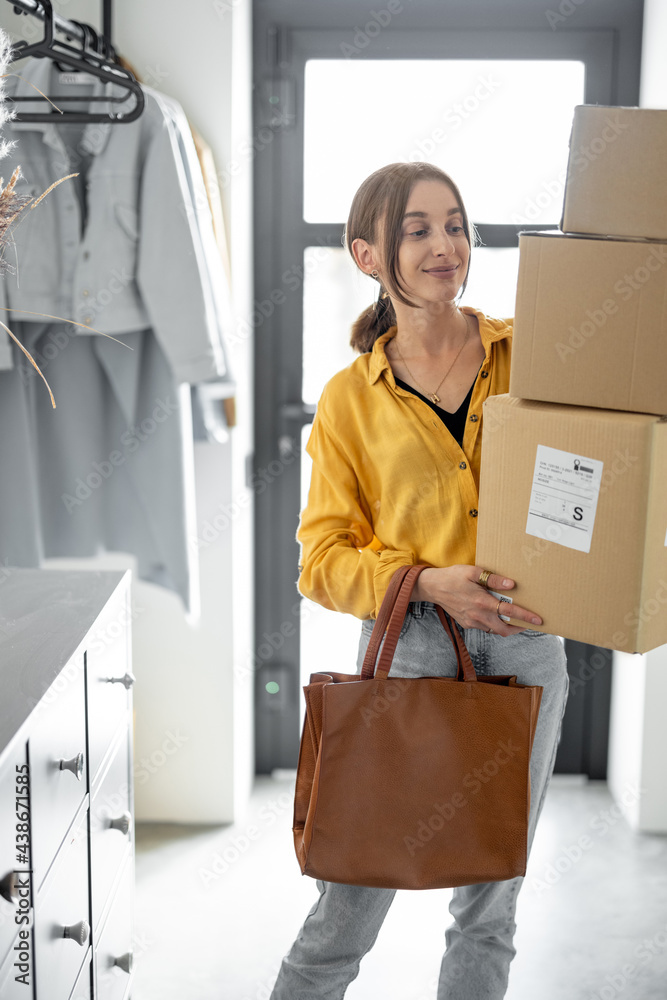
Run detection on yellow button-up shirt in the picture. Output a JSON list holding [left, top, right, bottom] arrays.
[[296, 306, 513, 619]]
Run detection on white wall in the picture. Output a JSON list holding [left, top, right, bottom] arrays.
[[639, 0, 667, 108], [606, 0, 667, 834], [0, 0, 254, 824], [609, 648, 667, 832]]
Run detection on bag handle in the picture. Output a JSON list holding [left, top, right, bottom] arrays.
[[359, 564, 414, 678], [376, 567, 477, 682], [360, 565, 477, 683]]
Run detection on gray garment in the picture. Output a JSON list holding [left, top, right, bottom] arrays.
[[0, 322, 196, 613], [271, 604, 570, 1000], [0, 59, 236, 606], [154, 89, 236, 443], [0, 58, 230, 386]]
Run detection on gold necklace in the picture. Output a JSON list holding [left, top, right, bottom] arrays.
[[392, 312, 471, 405]]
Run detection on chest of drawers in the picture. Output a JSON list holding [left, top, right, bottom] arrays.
[[0, 568, 134, 1000]]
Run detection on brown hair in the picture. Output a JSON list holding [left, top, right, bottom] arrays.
[[344, 162, 477, 353]]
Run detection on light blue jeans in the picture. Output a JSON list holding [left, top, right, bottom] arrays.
[[271, 602, 570, 1000]]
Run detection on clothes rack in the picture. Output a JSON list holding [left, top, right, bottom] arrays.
[[4, 0, 144, 123]]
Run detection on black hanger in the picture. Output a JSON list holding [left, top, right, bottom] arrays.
[[5, 0, 144, 123]]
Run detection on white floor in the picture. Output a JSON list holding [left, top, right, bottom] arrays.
[[131, 773, 667, 1000]]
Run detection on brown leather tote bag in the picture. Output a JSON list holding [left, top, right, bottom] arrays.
[[292, 564, 543, 890]]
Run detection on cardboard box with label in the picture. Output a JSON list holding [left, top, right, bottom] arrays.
[[509, 231, 667, 416], [561, 104, 667, 241], [476, 394, 667, 653]]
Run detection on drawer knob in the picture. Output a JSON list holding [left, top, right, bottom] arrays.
[[113, 952, 133, 975], [108, 811, 132, 836], [106, 672, 136, 690], [63, 919, 90, 946], [59, 753, 84, 780], [0, 871, 17, 904]]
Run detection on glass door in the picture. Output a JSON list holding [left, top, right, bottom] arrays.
[[253, 19, 616, 771]]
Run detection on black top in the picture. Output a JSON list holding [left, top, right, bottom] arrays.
[[394, 374, 477, 448]]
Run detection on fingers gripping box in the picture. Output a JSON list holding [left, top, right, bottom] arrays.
[[475, 394, 667, 653]]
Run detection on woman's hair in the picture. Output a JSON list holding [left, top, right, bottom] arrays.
[[344, 162, 477, 353]]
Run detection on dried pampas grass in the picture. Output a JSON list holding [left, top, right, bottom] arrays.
[[0, 27, 17, 160]]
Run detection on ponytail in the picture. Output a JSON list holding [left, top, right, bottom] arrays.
[[350, 287, 397, 354]]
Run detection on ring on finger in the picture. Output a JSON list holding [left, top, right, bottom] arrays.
[[496, 598, 511, 623], [478, 569, 492, 589]]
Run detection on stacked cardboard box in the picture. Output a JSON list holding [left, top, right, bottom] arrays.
[[476, 105, 667, 654]]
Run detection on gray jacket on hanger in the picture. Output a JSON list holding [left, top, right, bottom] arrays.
[[0, 56, 231, 385], [0, 58, 233, 615]]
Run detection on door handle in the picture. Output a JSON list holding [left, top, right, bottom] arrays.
[[279, 402, 317, 424], [278, 402, 317, 460]]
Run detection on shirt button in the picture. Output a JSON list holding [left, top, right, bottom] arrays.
[[469, 414, 478, 422], [83, 316, 92, 324], [82, 289, 89, 297], [459, 461, 467, 470], [82, 251, 90, 260], [469, 509, 478, 517], [480, 371, 489, 378]]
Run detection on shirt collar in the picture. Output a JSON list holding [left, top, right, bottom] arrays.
[[367, 307, 512, 385], [6, 56, 128, 155]]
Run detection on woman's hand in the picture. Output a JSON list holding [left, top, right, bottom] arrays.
[[411, 565, 542, 637]]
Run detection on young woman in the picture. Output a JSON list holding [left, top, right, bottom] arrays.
[[270, 162, 569, 1000]]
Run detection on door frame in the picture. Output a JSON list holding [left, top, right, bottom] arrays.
[[252, 0, 643, 773]]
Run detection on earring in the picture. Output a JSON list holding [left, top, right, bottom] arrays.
[[370, 269, 379, 279]]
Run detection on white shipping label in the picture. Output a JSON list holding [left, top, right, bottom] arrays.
[[58, 72, 98, 85], [525, 445, 604, 554]]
